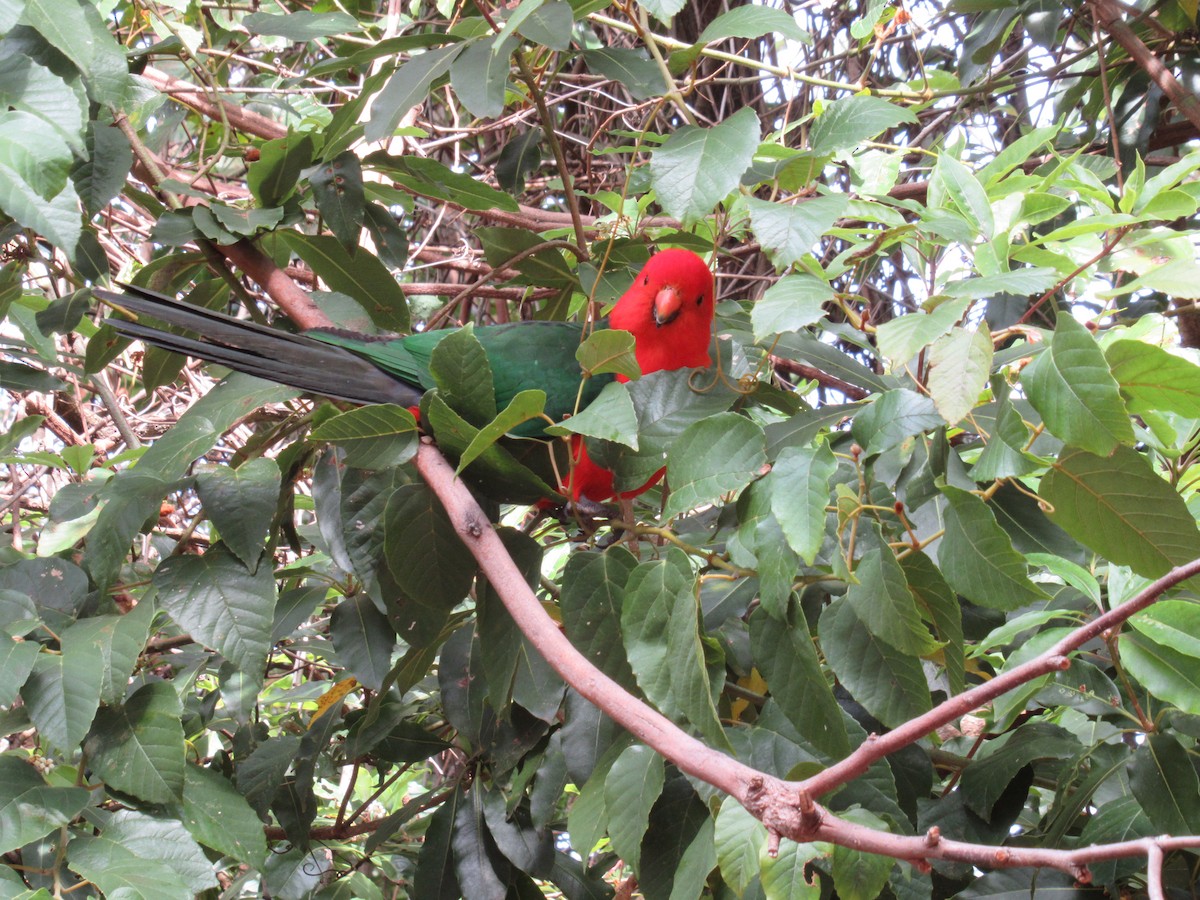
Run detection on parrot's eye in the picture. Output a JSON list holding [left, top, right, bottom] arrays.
[[695, 295, 703, 306], [643, 275, 649, 286]]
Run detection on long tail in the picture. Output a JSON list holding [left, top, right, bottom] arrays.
[[95, 284, 422, 406]]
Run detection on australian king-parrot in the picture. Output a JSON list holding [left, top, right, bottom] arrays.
[[95, 248, 715, 503]]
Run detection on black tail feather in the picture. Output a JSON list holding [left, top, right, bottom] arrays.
[[95, 284, 422, 406]]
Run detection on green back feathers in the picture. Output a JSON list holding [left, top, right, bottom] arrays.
[[309, 321, 613, 438]]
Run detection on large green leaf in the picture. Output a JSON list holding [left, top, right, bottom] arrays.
[[621, 548, 725, 745], [750, 274, 832, 342], [663, 413, 766, 518], [155, 545, 276, 676], [851, 389, 943, 456], [1119, 631, 1200, 716], [819, 596, 931, 728], [1022, 314, 1134, 456], [939, 486, 1049, 610], [195, 458, 280, 568], [67, 810, 217, 899], [604, 745, 665, 874], [650, 107, 760, 224], [0, 756, 89, 855], [1040, 445, 1200, 578], [366, 44, 464, 142], [21, 0, 131, 105], [1128, 733, 1200, 834], [277, 232, 410, 331], [1105, 339, 1200, 417], [927, 326, 992, 425], [244, 10, 359, 39], [750, 608, 848, 757], [84, 682, 185, 805], [769, 442, 836, 565], [847, 546, 938, 656], [561, 548, 639, 690], [330, 594, 397, 691], [172, 764, 268, 867], [746, 194, 849, 267], [809, 95, 918, 157]]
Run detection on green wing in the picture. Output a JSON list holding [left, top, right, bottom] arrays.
[[310, 321, 612, 438]]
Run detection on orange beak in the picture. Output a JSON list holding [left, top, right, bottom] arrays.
[[653, 285, 682, 326]]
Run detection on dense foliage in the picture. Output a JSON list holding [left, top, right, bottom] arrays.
[[2, 0, 1200, 897]]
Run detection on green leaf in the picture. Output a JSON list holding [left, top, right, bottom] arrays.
[[819, 596, 931, 728], [769, 442, 837, 565], [195, 458, 280, 568], [927, 326, 992, 425], [1022, 314, 1134, 456], [243, 10, 359, 39], [367, 44, 464, 143], [715, 797, 768, 895], [67, 810, 218, 899], [750, 607, 849, 757], [1129, 601, 1200, 659], [590, 367, 740, 494], [0, 54, 86, 154], [450, 36, 514, 119], [698, 5, 809, 43], [381, 483, 477, 614], [1119, 631, 1200, 715], [759, 835, 826, 899], [247, 132, 317, 208], [172, 764, 268, 867], [901, 550, 965, 694], [663, 413, 766, 518], [0, 639, 39, 705], [413, 794, 462, 900], [1105, 339, 1200, 417], [84, 682, 185, 804], [1128, 733, 1200, 834], [66, 601, 154, 706], [311, 405, 419, 470], [958, 722, 1082, 821], [546, 380, 639, 448], [517, 1, 575, 50], [848, 546, 939, 655], [638, 778, 717, 900], [309, 151, 365, 247], [429, 325, 498, 426], [851, 389, 943, 456], [832, 808, 892, 900], [939, 486, 1049, 610], [0, 161, 81, 256], [582, 48, 664, 101], [745, 194, 848, 267], [636, 0, 686, 24], [496, 127, 544, 195], [22, 636, 102, 752], [604, 745, 665, 873], [21, 0, 131, 105], [457, 389, 547, 473], [809, 95, 918, 157], [731, 479, 800, 617], [751, 274, 832, 342], [622, 548, 726, 745], [650, 107, 760, 225], [970, 378, 1042, 480], [277, 232, 410, 331], [155, 545, 276, 676], [561, 548, 639, 690], [874, 298, 969, 370], [0, 756, 90, 855], [576, 328, 639, 380], [934, 154, 994, 240], [367, 154, 520, 213], [1040, 445, 1200, 578], [451, 784, 506, 900], [0, 110, 71, 200], [330, 594, 397, 691]]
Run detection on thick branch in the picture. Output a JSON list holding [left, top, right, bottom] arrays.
[[798, 555, 1200, 800], [1089, 0, 1200, 133], [415, 436, 1200, 880]]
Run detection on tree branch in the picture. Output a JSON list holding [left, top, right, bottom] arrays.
[[416, 435, 1200, 883]]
